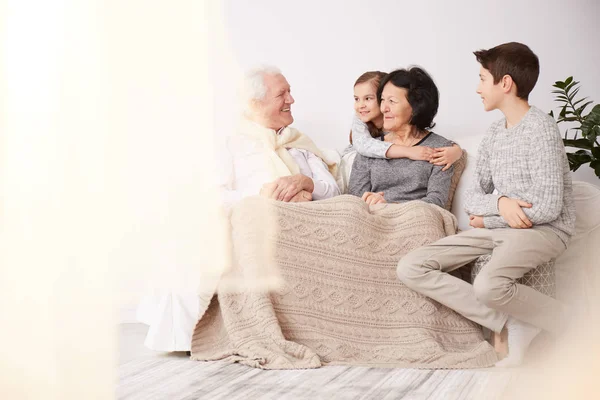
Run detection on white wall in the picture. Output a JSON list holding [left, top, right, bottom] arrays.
[[220, 0, 600, 185]]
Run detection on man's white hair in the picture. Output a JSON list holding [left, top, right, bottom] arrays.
[[241, 65, 282, 109]]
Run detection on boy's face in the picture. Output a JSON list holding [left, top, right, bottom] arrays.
[[476, 66, 503, 111]]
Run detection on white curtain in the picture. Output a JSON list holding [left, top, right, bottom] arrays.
[[0, 0, 228, 398]]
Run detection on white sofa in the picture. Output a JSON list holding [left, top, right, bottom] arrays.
[[138, 134, 600, 352]]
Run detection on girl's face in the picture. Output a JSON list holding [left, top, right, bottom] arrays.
[[353, 81, 382, 123]]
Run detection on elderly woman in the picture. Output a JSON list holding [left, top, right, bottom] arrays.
[[348, 67, 454, 208]]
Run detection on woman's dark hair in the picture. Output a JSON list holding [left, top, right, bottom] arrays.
[[376, 66, 439, 131], [350, 71, 388, 142]]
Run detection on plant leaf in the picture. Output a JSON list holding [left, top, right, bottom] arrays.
[[564, 76, 573, 86], [572, 97, 589, 107], [563, 139, 594, 150], [568, 87, 581, 101], [590, 125, 600, 143], [558, 117, 580, 123], [577, 101, 594, 115], [564, 138, 593, 150], [559, 105, 567, 118], [564, 80, 579, 94], [583, 104, 600, 119], [582, 104, 600, 140], [590, 159, 600, 178], [566, 151, 592, 171]]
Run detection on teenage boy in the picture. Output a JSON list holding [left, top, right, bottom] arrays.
[[396, 42, 575, 367]]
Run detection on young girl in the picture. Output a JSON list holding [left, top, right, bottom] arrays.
[[347, 71, 462, 170]]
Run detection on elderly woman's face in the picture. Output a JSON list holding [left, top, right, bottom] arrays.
[[254, 73, 295, 130], [380, 82, 413, 132]]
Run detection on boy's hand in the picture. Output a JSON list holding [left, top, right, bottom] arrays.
[[431, 145, 463, 171], [469, 215, 484, 228], [498, 196, 533, 229], [362, 191, 386, 205]]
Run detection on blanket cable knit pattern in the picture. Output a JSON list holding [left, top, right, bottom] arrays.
[[191, 195, 497, 369]]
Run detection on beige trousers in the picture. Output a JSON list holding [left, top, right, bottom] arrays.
[[397, 227, 567, 334]]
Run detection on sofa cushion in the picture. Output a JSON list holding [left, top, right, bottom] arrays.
[[337, 150, 357, 194], [450, 134, 485, 230], [554, 181, 600, 313], [445, 150, 467, 211]]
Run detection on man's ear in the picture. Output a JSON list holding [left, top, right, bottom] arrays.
[[245, 99, 263, 121], [249, 99, 261, 112], [501, 74, 514, 94]]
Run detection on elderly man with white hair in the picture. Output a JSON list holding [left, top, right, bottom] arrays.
[[221, 66, 340, 206], [137, 66, 339, 352]]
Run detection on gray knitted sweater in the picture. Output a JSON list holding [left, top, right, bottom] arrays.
[[464, 106, 575, 245], [348, 132, 454, 208]]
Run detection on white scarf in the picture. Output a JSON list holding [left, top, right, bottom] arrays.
[[237, 118, 337, 180]]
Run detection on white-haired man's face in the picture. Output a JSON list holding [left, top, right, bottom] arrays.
[[252, 74, 295, 130]]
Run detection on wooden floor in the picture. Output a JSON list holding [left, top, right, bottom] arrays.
[[118, 324, 520, 400]]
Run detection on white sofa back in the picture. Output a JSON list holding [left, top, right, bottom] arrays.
[[450, 133, 485, 231]]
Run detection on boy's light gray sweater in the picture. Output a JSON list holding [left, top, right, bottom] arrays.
[[464, 106, 575, 245]]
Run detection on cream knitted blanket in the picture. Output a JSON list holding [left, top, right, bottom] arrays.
[[191, 195, 497, 369]]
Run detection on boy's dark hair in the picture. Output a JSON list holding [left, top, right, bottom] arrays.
[[474, 42, 540, 100], [377, 66, 439, 131]]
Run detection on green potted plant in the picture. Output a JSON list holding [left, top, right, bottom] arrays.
[[550, 77, 600, 178]]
